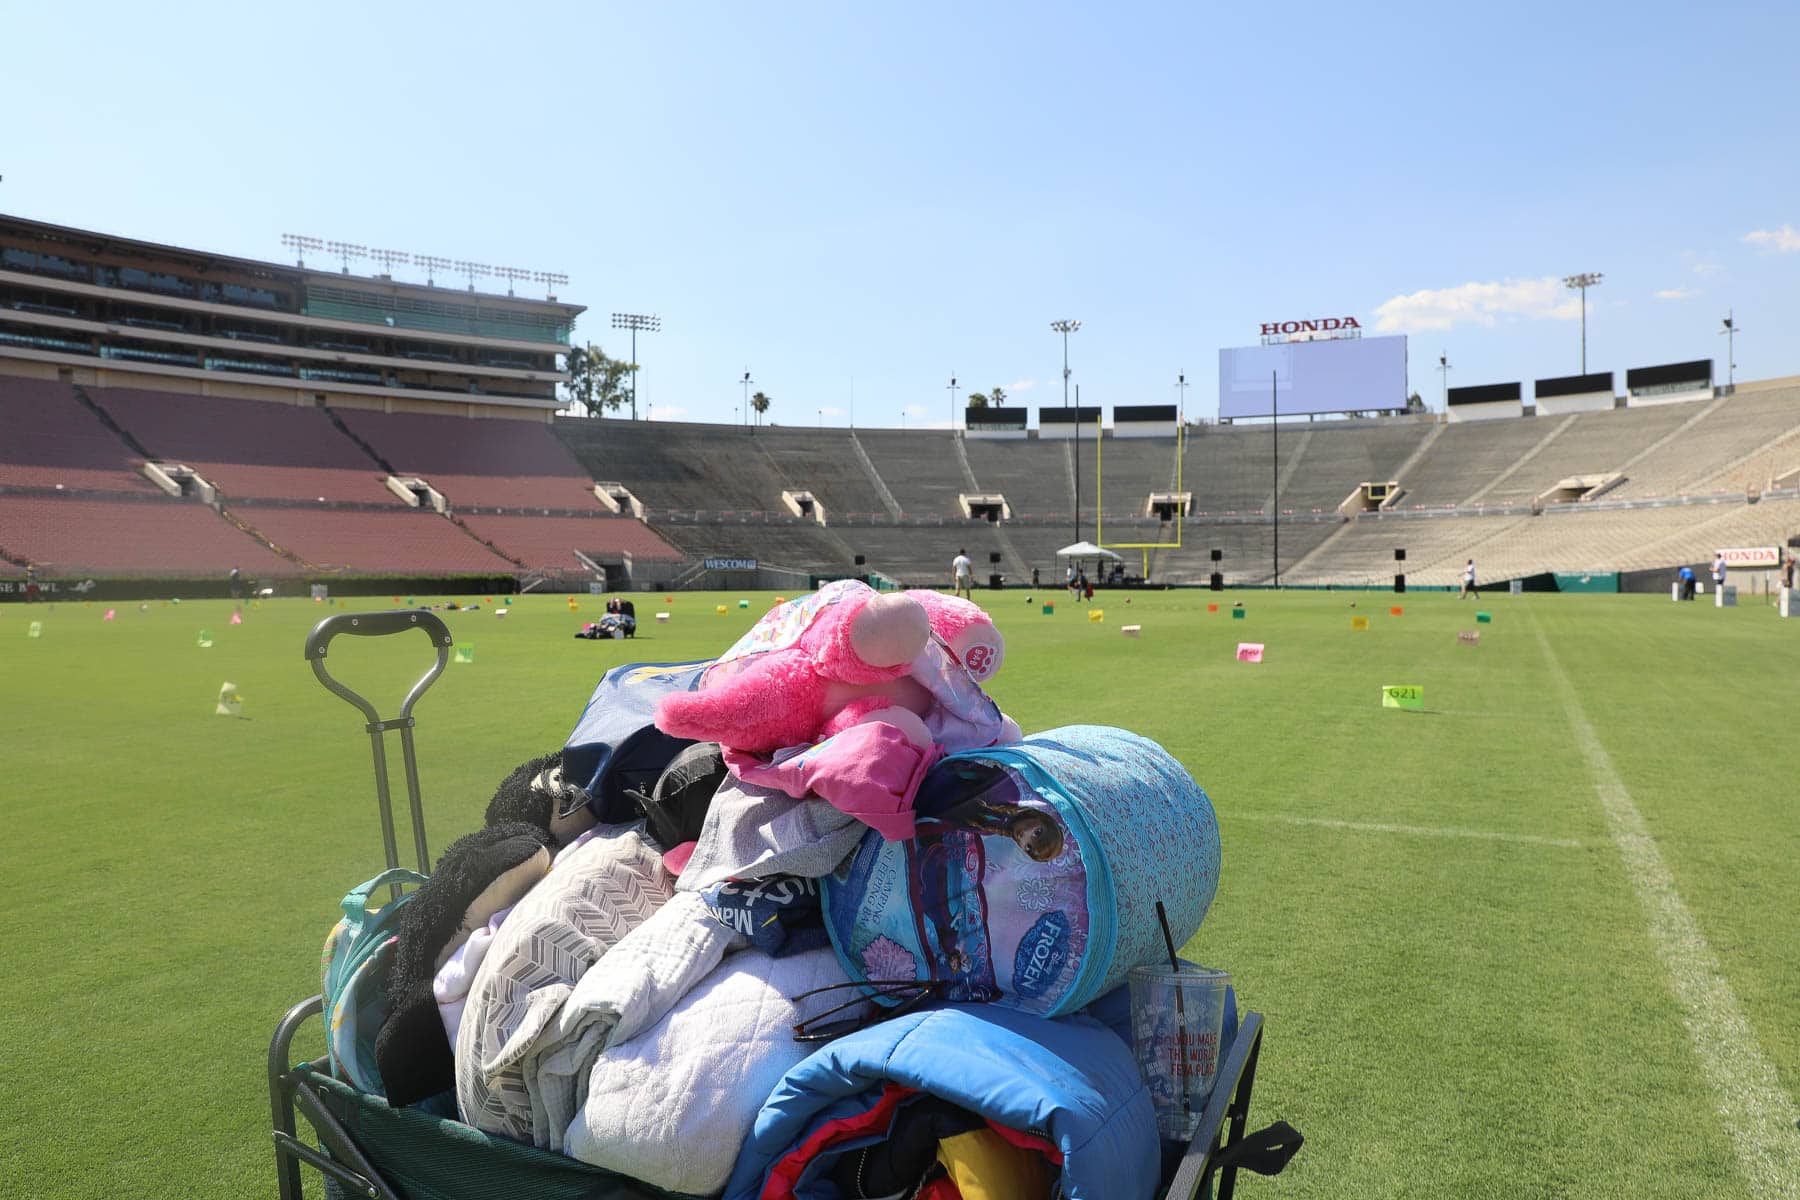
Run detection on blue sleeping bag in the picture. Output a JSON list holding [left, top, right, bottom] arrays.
[[723, 1003, 1161, 1200], [821, 725, 1221, 1016]]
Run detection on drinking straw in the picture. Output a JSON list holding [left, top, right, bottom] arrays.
[[1156, 900, 1193, 1127]]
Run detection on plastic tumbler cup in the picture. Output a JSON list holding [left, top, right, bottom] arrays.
[[1127, 964, 1231, 1142]]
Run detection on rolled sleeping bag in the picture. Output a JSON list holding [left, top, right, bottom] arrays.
[[821, 724, 1220, 1017]]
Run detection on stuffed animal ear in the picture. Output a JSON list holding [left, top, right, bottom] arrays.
[[848, 592, 930, 668]]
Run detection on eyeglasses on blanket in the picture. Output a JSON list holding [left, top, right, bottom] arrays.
[[789, 978, 1001, 1043]]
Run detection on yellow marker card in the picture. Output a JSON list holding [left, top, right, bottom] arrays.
[[1381, 685, 1423, 710]]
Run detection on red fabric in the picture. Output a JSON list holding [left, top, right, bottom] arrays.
[[917, 1177, 962, 1199], [761, 1083, 919, 1199]]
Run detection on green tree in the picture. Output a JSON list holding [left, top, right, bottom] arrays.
[[750, 390, 771, 425], [965, 386, 1004, 409], [562, 342, 636, 416], [1405, 391, 1426, 414]]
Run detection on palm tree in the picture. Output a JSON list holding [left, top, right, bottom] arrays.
[[750, 391, 771, 425], [965, 385, 1006, 410]]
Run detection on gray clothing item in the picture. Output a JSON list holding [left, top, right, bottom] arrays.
[[675, 775, 867, 891]]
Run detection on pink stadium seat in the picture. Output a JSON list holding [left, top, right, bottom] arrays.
[[231, 504, 516, 574], [96, 388, 400, 504], [457, 512, 683, 570], [0, 494, 295, 575], [0, 377, 160, 493], [336, 409, 603, 509]]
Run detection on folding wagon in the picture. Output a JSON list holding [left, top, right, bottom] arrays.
[[269, 611, 1301, 1200]]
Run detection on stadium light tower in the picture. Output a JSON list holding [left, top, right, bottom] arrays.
[[947, 375, 959, 431], [612, 313, 661, 421], [280, 233, 323, 268], [1438, 351, 1453, 411], [1051, 320, 1082, 544], [414, 255, 453, 287], [492, 266, 531, 297], [534, 270, 568, 301], [367, 248, 410, 277], [740, 370, 753, 429], [1050, 320, 1080, 408], [1719, 311, 1739, 389], [325, 241, 368, 275], [455, 260, 492, 291], [1562, 272, 1603, 374]]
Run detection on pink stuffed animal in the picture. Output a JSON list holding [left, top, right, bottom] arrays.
[[654, 581, 1010, 756]]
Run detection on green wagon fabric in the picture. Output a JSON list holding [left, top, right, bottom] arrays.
[[302, 1066, 704, 1200]]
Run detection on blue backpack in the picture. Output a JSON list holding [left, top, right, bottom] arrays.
[[822, 725, 1221, 1017], [561, 660, 710, 822], [319, 867, 427, 1094]]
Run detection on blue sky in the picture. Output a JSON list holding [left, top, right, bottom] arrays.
[[6, 0, 1797, 426]]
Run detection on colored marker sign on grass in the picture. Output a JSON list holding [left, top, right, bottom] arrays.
[[1236, 642, 1264, 663], [1381, 685, 1423, 710]]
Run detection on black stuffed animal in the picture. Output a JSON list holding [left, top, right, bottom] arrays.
[[374, 749, 599, 1106], [484, 751, 601, 846], [375, 821, 553, 1105]]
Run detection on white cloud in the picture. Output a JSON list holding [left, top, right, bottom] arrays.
[[1653, 287, 1699, 301], [1004, 379, 1036, 393], [1743, 224, 1800, 253], [647, 404, 688, 421], [820, 406, 845, 417], [1372, 276, 1583, 334]]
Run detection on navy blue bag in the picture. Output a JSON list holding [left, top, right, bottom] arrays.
[[562, 660, 709, 822]]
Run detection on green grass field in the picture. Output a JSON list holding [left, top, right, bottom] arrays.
[[2, 588, 1795, 1199]]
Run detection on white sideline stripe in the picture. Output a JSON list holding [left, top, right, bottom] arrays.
[[1533, 623, 1800, 1200], [1234, 813, 1581, 849]]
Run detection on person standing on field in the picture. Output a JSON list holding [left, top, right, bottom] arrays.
[[951, 548, 974, 599], [1460, 558, 1476, 599], [1712, 552, 1727, 598]]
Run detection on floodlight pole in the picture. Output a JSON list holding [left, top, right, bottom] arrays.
[[1439, 352, 1452, 411], [1719, 311, 1738, 389], [1051, 319, 1081, 541], [1272, 370, 1279, 587], [1563, 272, 1603, 374], [612, 313, 660, 421], [947, 375, 959, 432], [740, 371, 752, 430], [1176, 371, 1187, 514]]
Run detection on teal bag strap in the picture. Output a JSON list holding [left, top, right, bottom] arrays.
[[339, 867, 429, 930]]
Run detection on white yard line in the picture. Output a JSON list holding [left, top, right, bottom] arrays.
[[1233, 812, 1582, 849], [1533, 620, 1800, 1200]]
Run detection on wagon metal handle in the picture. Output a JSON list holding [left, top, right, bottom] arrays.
[[304, 610, 455, 883], [305, 611, 454, 726]]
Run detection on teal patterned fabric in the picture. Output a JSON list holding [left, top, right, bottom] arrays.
[[994, 726, 1220, 1007], [823, 725, 1221, 1016]]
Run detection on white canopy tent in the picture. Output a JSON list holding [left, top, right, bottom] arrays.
[[1056, 541, 1123, 562]]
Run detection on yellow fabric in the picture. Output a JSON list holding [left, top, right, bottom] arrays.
[[934, 1128, 1052, 1200]]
